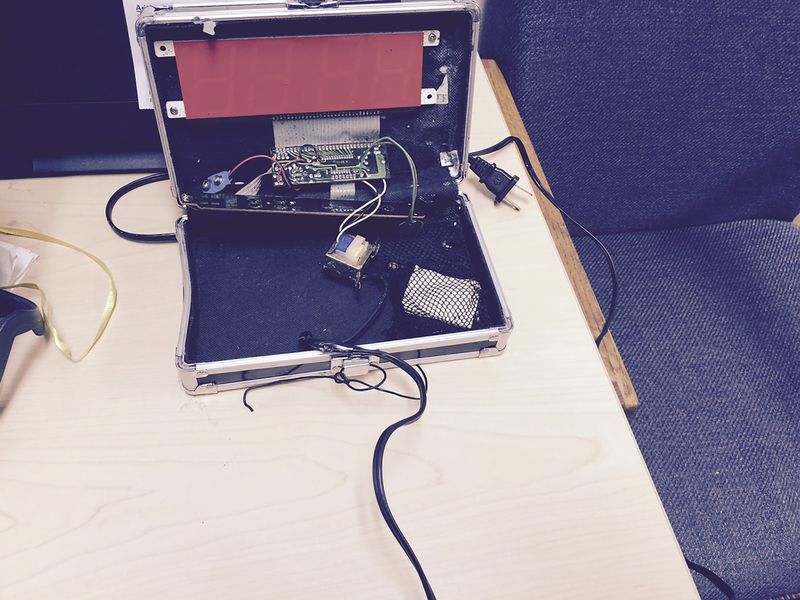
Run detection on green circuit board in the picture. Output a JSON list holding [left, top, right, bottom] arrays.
[[272, 143, 389, 187]]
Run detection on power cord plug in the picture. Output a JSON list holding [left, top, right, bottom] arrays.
[[468, 155, 531, 211], [469, 135, 617, 347]]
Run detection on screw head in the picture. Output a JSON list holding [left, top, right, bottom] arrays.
[[428, 32, 437, 43], [202, 180, 211, 191], [169, 106, 179, 116], [213, 175, 223, 185]]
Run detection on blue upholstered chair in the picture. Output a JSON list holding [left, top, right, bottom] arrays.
[[481, 2, 800, 598]]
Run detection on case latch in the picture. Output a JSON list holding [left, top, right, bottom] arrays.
[[286, 0, 340, 8], [331, 356, 371, 378]]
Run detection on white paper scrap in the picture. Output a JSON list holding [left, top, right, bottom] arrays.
[[0, 241, 38, 287], [121, 1, 245, 110], [121, 1, 155, 109]]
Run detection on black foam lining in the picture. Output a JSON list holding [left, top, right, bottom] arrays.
[[142, 6, 497, 365], [142, 8, 475, 215], [181, 201, 506, 364]]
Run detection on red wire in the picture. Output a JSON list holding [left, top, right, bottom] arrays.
[[273, 160, 294, 188], [228, 154, 275, 176], [228, 154, 298, 188]]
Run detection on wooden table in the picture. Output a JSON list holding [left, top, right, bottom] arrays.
[[0, 62, 699, 599]]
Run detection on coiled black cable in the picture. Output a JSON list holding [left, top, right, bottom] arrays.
[[105, 172, 176, 243], [246, 338, 436, 599], [340, 276, 389, 345]]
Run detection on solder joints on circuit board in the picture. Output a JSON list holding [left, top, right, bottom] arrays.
[[271, 142, 389, 187]]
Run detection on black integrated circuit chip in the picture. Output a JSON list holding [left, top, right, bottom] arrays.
[[272, 143, 389, 187]]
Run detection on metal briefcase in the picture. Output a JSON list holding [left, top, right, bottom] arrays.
[[137, 0, 512, 394]]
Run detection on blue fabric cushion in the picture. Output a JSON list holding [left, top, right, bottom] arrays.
[[480, 1, 800, 234], [574, 219, 800, 599]]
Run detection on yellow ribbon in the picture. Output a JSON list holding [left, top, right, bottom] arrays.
[[0, 226, 117, 362]]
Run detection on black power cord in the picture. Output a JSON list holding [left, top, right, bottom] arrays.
[[242, 362, 428, 410], [364, 349, 435, 600], [687, 559, 736, 599], [467, 156, 525, 211], [340, 276, 389, 345], [105, 172, 176, 243], [468, 137, 618, 347], [470, 139, 739, 599], [244, 339, 436, 599]]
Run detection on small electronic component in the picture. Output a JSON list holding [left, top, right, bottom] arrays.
[[273, 143, 389, 187], [323, 233, 379, 287], [201, 170, 231, 194]]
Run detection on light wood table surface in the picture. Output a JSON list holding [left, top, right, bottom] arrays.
[[0, 62, 699, 599]]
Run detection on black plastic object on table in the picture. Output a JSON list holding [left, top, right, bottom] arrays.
[[0, 290, 44, 382]]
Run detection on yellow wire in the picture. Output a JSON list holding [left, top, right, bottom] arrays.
[[0, 226, 117, 362]]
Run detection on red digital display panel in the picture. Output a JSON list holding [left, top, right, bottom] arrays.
[[173, 33, 424, 119]]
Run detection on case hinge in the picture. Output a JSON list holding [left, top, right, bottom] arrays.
[[287, 0, 340, 8], [286, 0, 395, 7]]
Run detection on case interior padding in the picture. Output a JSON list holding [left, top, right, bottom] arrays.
[[143, 9, 474, 215], [181, 202, 506, 364]]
